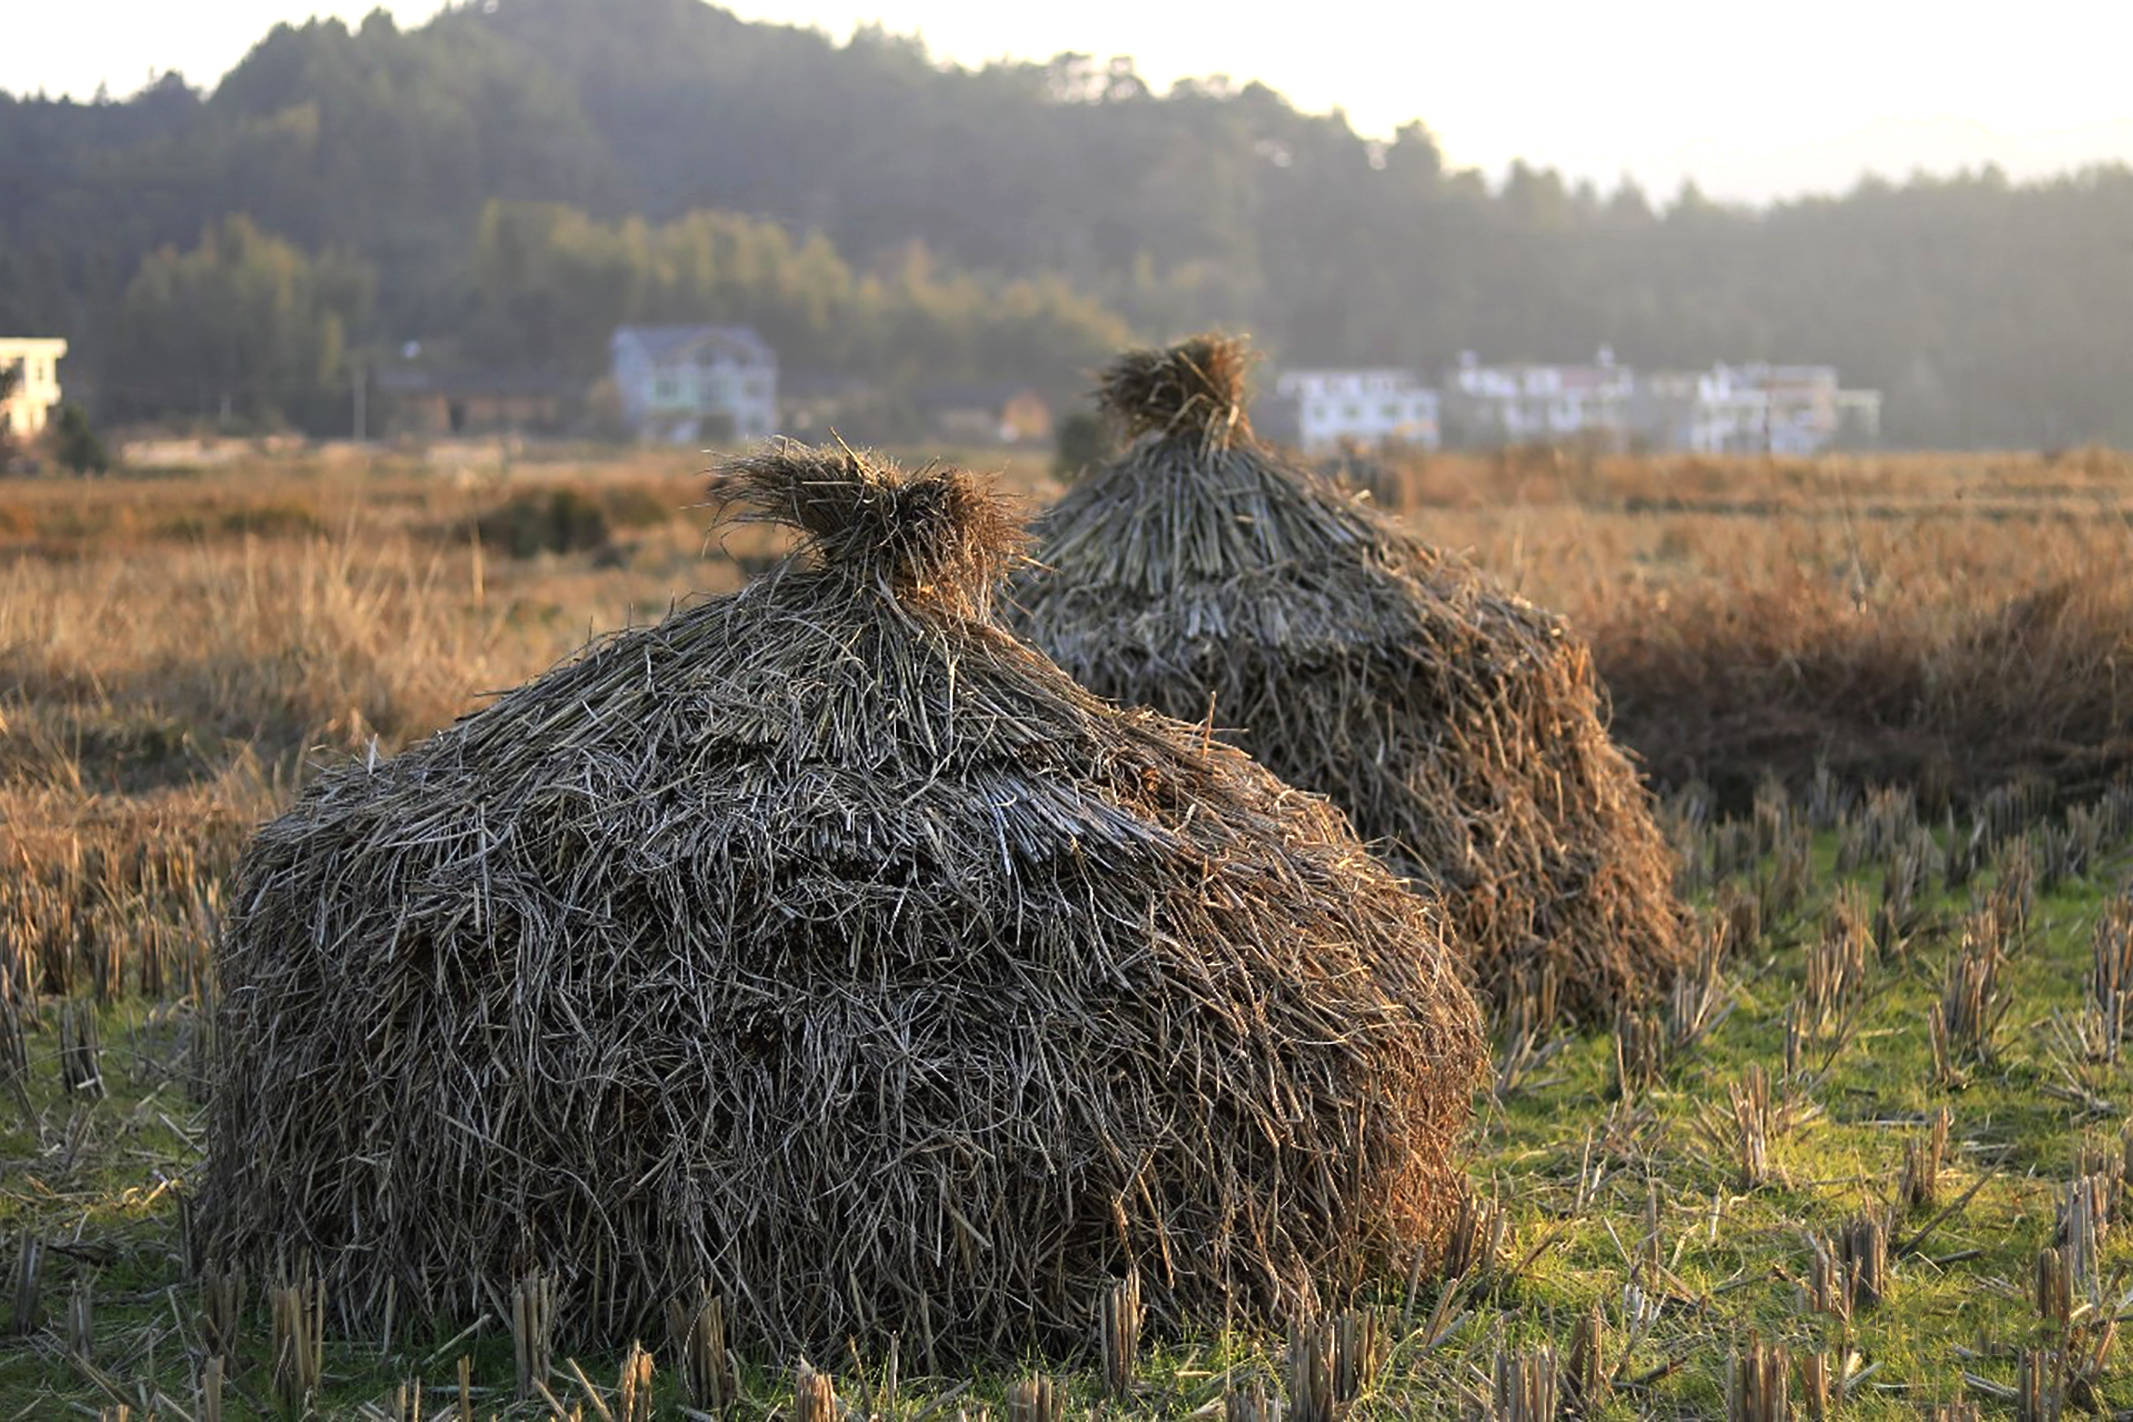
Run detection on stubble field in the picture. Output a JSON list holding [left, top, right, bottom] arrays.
[[2, 441, 2131, 1417]]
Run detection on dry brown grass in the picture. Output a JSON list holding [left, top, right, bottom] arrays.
[[11, 441, 2123, 810], [1598, 566, 2133, 811], [0, 456, 780, 790], [7, 441, 2126, 1029], [1355, 452, 2133, 813], [2, 440, 2131, 1412]]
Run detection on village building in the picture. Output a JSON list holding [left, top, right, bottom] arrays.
[[0, 337, 68, 443], [1635, 366, 1772, 454], [1754, 363, 1848, 456], [915, 382, 1055, 445], [372, 367, 580, 437], [1274, 369, 1441, 454], [1636, 363, 1883, 454], [1442, 348, 1635, 447], [610, 325, 777, 444]]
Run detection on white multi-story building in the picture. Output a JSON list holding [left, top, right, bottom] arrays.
[[0, 337, 68, 443], [1442, 347, 1635, 446], [610, 325, 777, 445], [1637, 366, 1771, 453], [1274, 368, 1441, 454], [1636, 362, 1882, 454], [1271, 348, 1882, 455], [1754, 363, 1842, 456]]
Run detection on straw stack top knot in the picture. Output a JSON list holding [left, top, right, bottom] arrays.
[[713, 442, 1025, 612], [1098, 333, 1257, 448]]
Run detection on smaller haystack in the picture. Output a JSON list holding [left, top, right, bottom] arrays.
[[201, 443, 1483, 1363], [1010, 335, 1688, 1020]]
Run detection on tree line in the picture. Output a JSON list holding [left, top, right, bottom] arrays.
[[4, 0, 2130, 445]]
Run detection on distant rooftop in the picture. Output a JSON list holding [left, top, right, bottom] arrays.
[[612, 324, 774, 364]]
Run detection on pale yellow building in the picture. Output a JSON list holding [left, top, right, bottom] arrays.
[[0, 337, 68, 442]]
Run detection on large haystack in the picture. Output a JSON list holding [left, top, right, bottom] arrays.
[[201, 444, 1483, 1363], [1009, 336, 1687, 1021]]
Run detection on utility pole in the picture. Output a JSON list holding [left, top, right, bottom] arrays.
[[352, 361, 367, 444]]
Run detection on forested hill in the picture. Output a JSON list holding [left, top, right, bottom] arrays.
[[5, 0, 2132, 445]]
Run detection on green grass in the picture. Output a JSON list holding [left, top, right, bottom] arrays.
[[2, 822, 2129, 1418]]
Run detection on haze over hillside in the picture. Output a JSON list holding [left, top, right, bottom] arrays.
[[4, 0, 2131, 445], [14, 0, 2133, 206]]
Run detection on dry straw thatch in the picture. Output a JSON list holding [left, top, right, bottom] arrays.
[[201, 443, 1484, 1363], [1009, 335, 1688, 1020]]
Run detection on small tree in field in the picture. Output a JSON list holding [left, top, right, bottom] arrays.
[[1052, 409, 1112, 480], [50, 403, 110, 475]]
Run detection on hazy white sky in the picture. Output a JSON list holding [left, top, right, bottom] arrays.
[[9, 0, 2132, 204]]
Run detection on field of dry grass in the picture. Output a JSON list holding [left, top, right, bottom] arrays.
[[2, 442, 2131, 1416], [8, 442, 2131, 805], [1359, 446, 2133, 810]]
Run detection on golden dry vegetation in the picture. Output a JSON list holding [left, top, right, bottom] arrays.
[[12, 443, 2131, 825], [3, 442, 2132, 1416]]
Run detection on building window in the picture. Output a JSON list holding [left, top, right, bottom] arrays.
[[1343, 403, 1362, 420], [655, 377, 680, 402], [1380, 403, 1400, 419]]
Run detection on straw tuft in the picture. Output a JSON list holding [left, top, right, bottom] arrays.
[[712, 440, 1025, 614], [1096, 334, 1256, 449], [1014, 333, 1691, 1020], [201, 442, 1483, 1365]]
